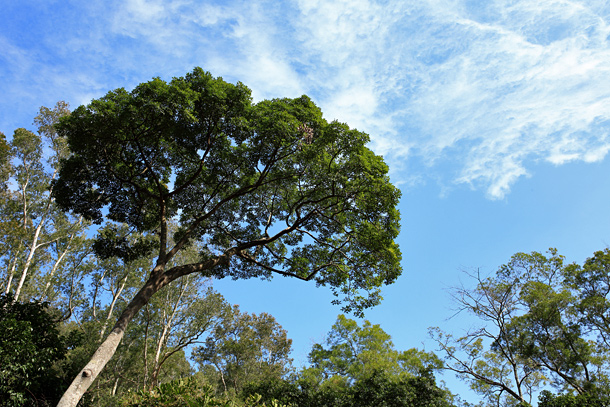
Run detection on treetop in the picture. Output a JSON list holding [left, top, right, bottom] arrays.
[[52, 67, 402, 315]]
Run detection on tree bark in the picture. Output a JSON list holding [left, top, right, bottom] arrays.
[[99, 274, 128, 340], [41, 218, 82, 300], [151, 276, 188, 387], [57, 254, 230, 406], [13, 217, 45, 301], [57, 271, 168, 407], [4, 254, 18, 294]]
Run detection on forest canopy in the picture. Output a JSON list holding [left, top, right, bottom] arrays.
[[3, 68, 610, 407]]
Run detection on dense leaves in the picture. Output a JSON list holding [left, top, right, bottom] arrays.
[[307, 314, 442, 383], [432, 249, 610, 406], [242, 316, 453, 407], [0, 294, 79, 406], [119, 378, 231, 407], [119, 377, 289, 407], [52, 68, 402, 314], [537, 389, 610, 407], [243, 370, 453, 407]]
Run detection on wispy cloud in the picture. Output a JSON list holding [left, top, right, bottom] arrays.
[[287, 0, 610, 198], [404, 0, 610, 198], [1, 0, 609, 199]]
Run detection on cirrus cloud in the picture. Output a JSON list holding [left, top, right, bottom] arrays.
[[1, 0, 609, 199]]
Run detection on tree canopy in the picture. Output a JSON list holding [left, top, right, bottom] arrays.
[[193, 307, 292, 395], [432, 248, 610, 406], [53, 67, 401, 313], [307, 314, 442, 383], [242, 316, 453, 407]]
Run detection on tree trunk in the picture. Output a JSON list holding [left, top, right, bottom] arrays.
[[4, 254, 18, 294], [57, 253, 230, 406], [99, 274, 128, 340], [15, 180, 57, 302], [216, 362, 228, 395], [57, 271, 169, 407], [13, 218, 45, 301], [151, 277, 187, 387], [41, 226, 78, 300], [111, 377, 119, 397], [143, 304, 150, 390]]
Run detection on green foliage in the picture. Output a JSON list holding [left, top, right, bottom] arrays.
[[52, 67, 402, 315], [350, 369, 453, 407], [537, 389, 610, 407], [0, 131, 11, 185], [243, 316, 452, 407], [433, 248, 610, 406], [568, 249, 610, 350], [1, 101, 89, 314], [307, 314, 442, 383], [34, 101, 71, 168], [241, 378, 303, 406], [92, 224, 158, 262], [243, 370, 454, 407], [120, 377, 290, 407], [120, 377, 233, 407], [0, 294, 78, 406], [193, 307, 292, 395]]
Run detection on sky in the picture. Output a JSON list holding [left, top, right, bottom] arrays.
[[2, 0, 610, 403]]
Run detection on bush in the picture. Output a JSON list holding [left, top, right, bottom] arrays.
[[120, 377, 290, 407], [538, 389, 610, 407], [0, 294, 71, 406]]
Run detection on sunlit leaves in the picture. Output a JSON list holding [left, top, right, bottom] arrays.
[[433, 248, 610, 406], [53, 67, 402, 315]]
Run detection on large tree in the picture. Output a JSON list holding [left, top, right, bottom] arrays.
[[53, 68, 402, 406], [431, 249, 610, 406], [193, 307, 292, 395], [307, 314, 442, 383]]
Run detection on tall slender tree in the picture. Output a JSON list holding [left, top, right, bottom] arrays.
[[0, 102, 89, 306]]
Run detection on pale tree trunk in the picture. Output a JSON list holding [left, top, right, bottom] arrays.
[[4, 254, 19, 294], [57, 253, 231, 406], [41, 218, 83, 300], [143, 305, 151, 389], [14, 172, 59, 302], [13, 217, 46, 301], [111, 378, 119, 397], [215, 361, 228, 394], [91, 269, 108, 319], [41, 246, 70, 300], [151, 277, 188, 387], [57, 271, 168, 407], [57, 329, 125, 407], [99, 274, 129, 340]]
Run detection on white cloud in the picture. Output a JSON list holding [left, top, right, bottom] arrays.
[[4, 0, 610, 199], [387, 0, 610, 198], [259, 0, 610, 198]]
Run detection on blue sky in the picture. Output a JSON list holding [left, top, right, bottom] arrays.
[[2, 0, 610, 402]]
